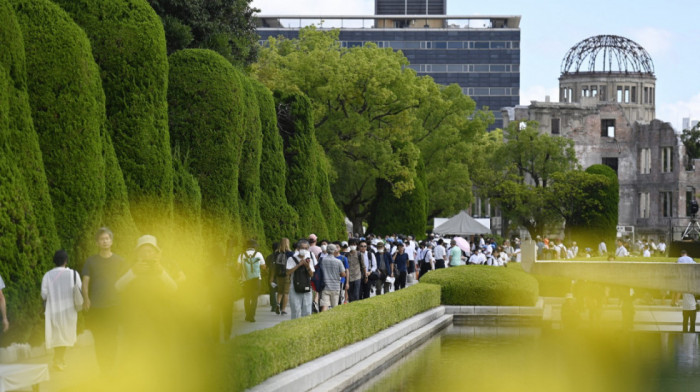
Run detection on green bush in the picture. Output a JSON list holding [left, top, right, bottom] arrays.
[[53, 0, 174, 235], [167, 49, 243, 246], [276, 91, 329, 239], [238, 78, 266, 246], [12, 0, 107, 266], [421, 265, 539, 306], [99, 129, 138, 258], [0, 0, 58, 266], [221, 283, 441, 391], [252, 80, 299, 245], [575, 164, 619, 250], [369, 157, 428, 237], [171, 152, 203, 272], [315, 148, 348, 240]]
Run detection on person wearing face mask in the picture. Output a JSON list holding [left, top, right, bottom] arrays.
[[359, 241, 377, 299], [319, 239, 330, 259], [346, 239, 365, 302], [286, 239, 315, 319]]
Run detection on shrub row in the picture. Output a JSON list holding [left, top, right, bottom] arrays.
[[221, 283, 441, 391], [421, 265, 539, 306]]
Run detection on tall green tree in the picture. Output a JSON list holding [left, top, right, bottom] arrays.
[[0, 0, 53, 345], [412, 82, 494, 219], [581, 164, 619, 248], [147, 0, 259, 66], [256, 27, 434, 231], [547, 169, 615, 246], [0, 0, 59, 266], [13, 0, 106, 265], [167, 49, 244, 247], [482, 121, 579, 238], [681, 123, 700, 167], [253, 80, 300, 244], [54, 0, 174, 236]]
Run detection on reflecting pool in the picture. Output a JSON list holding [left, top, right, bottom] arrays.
[[360, 324, 700, 392]]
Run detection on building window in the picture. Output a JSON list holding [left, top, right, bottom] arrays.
[[639, 148, 651, 174], [616, 86, 623, 102], [601, 119, 615, 138], [600, 86, 606, 101], [631, 86, 637, 103], [591, 86, 598, 97], [687, 186, 696, 217], [602, 157, 619, 174], [551, 118, 560, 135], [661, 147, 673, 173], [661, 191, 672, 217], [639, 192, 650, 219]]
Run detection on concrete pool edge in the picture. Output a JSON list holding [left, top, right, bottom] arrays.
[[248, 303, 546, 392]]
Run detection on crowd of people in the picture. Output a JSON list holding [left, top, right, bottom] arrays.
[[533, 235, 668, 260], [238, 233, 522, 323]]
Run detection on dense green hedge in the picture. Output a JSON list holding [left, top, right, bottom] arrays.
[[421, 265, 539, 306], [253, 80, 300, 244], [13, 0, 106, 266], [53, 0, 174, 235], [582, 164, 619, 250], [0, 2, 47, 345], [167, 49, 243, 246], [315, 148, 348, 240], [238, 78, 266, 245], [0, 0, 58, 266], [99, 129, 138, 258], [221, 283, 441, 391], [276, 91, 329, 238], [369, 157, 428, 237], [171, 153, 203, 269]]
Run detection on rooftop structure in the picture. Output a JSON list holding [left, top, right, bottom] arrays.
[[256, 1, 521, 129]]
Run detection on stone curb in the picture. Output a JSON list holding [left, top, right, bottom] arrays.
[[248, 307, 447, 392]]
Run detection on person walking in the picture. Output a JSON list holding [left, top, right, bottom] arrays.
[[449, 240, 462, 267], [346, 239, 365, 302], [265, 242, 280, 314], [274, 238, 293, 315], [319, 244, 346, 312], [238, 239, 265, 322], [287, 239, 315, 318], [678, 250, 697, 332], [42, 250, 81, 371], [81, 227, 126, 374], [433, 239, 446, 269], [392, 243, 409, 291], [375, 241, 392, 295]]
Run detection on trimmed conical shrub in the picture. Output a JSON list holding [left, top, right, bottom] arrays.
[[252, 80, 299, 244], [369, 158, 428, 237], [171, 151, 203, 273], [167, 49, 243, 246], [53, 0, 173, 236], [0, 0, 58, 266], [99, 129, 138, 258], [276, 91, 328, 239], [316, 149, 348, 240], [0, 2, 46, 345], [12, 0, 106, 266], [238, 79, 266, 246]]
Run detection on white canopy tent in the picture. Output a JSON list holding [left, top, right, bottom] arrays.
[[433, 210, 491, 236]]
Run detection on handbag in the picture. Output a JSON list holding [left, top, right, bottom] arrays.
[[72, 270, 84, 312]]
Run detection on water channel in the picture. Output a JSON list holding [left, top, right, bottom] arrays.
[[359, 322, 700, 392]]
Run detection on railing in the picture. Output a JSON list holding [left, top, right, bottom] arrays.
[[256, 15, 521, 30]]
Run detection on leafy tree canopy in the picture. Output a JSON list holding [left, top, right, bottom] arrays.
[[480, 121, 579, 237], [681, 123, 700, 161], [254, 26, 490, 231], [147, 0, 259, 66]]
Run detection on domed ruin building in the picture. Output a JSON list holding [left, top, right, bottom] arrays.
[[503, 35, 700, 242]]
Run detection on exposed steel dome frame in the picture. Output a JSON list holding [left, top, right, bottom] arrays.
[[561, 35, 654, 75]]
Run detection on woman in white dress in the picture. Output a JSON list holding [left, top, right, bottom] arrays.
[[41, 250, 81, 371]]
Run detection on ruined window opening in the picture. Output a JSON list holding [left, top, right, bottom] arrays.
[[631, 86, 637, 103], [639, 148, 651, 174], [581, 88, 588, 97], [551, 118, 560, 135], [644, 87, 649, 104], [639, 192, 650, 219], [600, 86, 606, 101], [591, 86, 598, 97], [661, 191, 673, 218], [687, 187, 696, 217], [603, 157, 619, 174], [624, 86, 630, 103], [601, 119, 615, 138], [616, 86, 623, 102], [661, 147, 673, 173]]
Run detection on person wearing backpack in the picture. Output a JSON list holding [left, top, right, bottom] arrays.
[[274, 238, 293, 315], [286, 239, 315, 319], [238, 239, 265, 322]]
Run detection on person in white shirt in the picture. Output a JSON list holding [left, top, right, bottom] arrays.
[[615, 240, 629, 257], [497, 248, 509, 266], [567, 241, 579, 259], [468, 249, 481, 265], [598, 240, 608, 256], [433, 239, 447, 269], [405, 236, 417, 263], [359, 241, 377, 299], [418, 242, 434, 280], [658, 240, 666, 256], [642, 246, 651, 257]]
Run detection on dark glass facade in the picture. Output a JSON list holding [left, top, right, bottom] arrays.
[[258, 25, 520, 129]]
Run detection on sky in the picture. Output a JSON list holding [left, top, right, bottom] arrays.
[[251, 0, 700, 131]]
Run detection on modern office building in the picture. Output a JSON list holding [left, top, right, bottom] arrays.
[[256, 0, 521, 129]]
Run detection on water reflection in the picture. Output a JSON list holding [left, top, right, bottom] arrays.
[[360, 325, 700, 392]]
